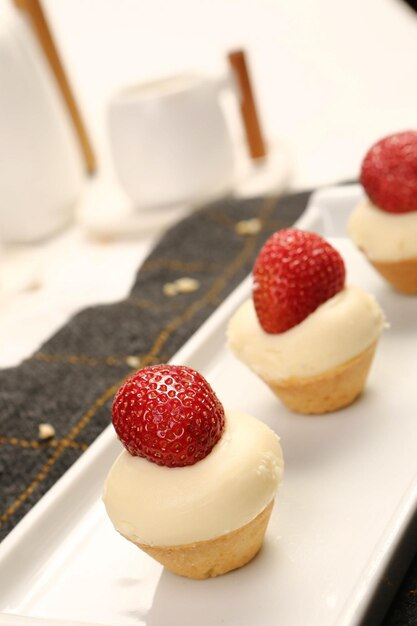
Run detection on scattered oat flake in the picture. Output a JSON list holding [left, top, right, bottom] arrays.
[[126, 355, 141, 369], [174, 277, 200, 293], [38, 423, 55, 440], [235, 218, 262, 235], [163, 283, 178, 296]]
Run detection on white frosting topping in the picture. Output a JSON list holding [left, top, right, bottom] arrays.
[[103, 410, 283, 546], [348, 198, 417, 261], [227, 286, 385, 380]]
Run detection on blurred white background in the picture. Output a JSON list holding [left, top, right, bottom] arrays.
[[42, 0, 417, 187]]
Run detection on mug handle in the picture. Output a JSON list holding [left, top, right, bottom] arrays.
[[227, 49, 267, 161]]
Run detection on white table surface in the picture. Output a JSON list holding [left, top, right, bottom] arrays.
[[1, 0, 417, 368]]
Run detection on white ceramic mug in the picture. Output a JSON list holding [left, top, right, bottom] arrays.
[[0, 5, 83, 243], [107, 74, 237, 210]]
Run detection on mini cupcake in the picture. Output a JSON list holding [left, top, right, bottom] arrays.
[[228, 228, 385, 414], [103, 364, 284, 579], [348, 130, 417, 294]]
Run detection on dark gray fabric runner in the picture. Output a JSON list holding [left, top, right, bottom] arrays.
[[0, 190, 415, 624]]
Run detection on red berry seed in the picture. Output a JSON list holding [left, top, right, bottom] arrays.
[[360, 131, 417, 214], [112, 364, 225, 467], [253, 228, 345, 334]]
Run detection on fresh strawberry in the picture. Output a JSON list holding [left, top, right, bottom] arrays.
[[360, 131, 417, 214], [253, 228, 345, 334], [112, 364, 225, 467]]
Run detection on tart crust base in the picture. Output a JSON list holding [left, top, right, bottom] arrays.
[[263, 341, 378, 414], [371, 256, 417, 295], [129, 500, 274, 580]]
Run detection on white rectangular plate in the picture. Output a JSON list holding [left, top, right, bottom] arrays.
[[1, 184, 417, 626]]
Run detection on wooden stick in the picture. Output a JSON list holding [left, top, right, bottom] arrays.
[[228, 49, 267, 160], [13, 0, 97, 174]]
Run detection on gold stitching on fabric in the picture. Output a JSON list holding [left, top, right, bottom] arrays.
[[0, 382, 120, 528], [0, 437, 40, 449], [0, 437, 87, 451], [124, 297, 161, 311], [141, 259, 219, 272], [205, 211, 236, 228], [0, 445, 68, 524], [33, 353, 102, 366], [125, 297, 184, 313], [31, 353, 136, 367]]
